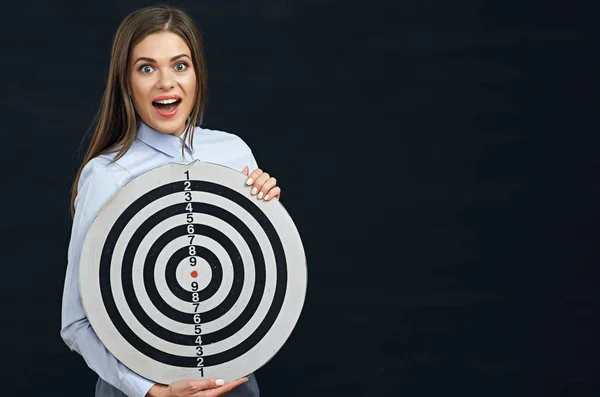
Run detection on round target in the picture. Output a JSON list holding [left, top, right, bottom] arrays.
[[79, 161, 307, 384]]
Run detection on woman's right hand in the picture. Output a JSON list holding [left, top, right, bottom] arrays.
[[146, 377, 249, 397]]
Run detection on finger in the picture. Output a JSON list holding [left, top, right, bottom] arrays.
[[241, 165, 249, 176], [250, 172, 270, 196], [189, 378, 225, 392], [204, 377, 249, 397], [245, 168, 262, 186], [257, 177, 277, 200], [264, 186, 281, 201]]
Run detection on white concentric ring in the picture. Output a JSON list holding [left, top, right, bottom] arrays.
[[176, 256, 212, 292], [80, 161, 307, 384]]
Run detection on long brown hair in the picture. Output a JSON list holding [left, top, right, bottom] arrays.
[[70, 5, 208, 216]]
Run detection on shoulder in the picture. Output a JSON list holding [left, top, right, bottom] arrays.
[[80, 138, 159, 184], [77, 154, 130, 193], [101, 140, 151, 171], [194, 126, 258, 170], [195, 126, 253, 152]]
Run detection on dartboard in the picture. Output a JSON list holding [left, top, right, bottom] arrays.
[[79, 161, 307, 384]]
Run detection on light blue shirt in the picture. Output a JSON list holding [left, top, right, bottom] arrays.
[[60, 122, 260, 397]]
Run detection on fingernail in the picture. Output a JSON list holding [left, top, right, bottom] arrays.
[[244, 377, 250, 383], [251, 187, 258, 195], [216, 379, 225, 386], [258, 192, 264, 199], [264, 194, 270, 200], [246, 178, 253, 185]]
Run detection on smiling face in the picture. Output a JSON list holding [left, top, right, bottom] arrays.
[[129, 31, 197, 136]]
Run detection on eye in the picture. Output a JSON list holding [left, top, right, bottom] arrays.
[[139, 64, 154, 73], [174, 62, 188, 71]]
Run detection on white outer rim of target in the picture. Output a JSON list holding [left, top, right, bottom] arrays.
[[79, 161, 307, 384]]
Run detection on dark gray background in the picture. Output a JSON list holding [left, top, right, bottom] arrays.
[[0, 0, 599, 396]]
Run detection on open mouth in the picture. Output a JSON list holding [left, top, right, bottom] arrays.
[[152, 98, 182, 112]]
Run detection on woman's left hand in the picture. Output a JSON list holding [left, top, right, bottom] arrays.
[[242, 165, 281, 201]]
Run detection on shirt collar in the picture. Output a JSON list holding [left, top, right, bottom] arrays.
[[136, 121, 194, 159]]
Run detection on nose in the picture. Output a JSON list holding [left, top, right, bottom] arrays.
[[156, 70, 176, 90]]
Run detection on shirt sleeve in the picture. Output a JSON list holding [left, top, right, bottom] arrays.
[[238, 136, 259, 171], [60, 159, 155, 397], [248, 150, 259, 172]]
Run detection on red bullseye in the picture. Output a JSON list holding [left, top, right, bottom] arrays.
[[190, 270, 198, 278]]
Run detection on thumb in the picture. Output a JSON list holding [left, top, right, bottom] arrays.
[[242, 165, 249, 176]]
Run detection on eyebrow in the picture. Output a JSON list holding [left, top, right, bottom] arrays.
[[133, 54, 191, 64]]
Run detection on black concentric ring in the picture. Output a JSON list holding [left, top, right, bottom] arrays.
[[131, 212, 263, 340], [165, 245, 222, 302], [140, 214, 244, 325], [99, 181, 287, 367]]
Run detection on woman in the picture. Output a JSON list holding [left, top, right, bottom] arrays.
[[60, 5, 279, 397]]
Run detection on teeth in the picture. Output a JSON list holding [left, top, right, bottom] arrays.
[[155, 98, 179, 104]]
